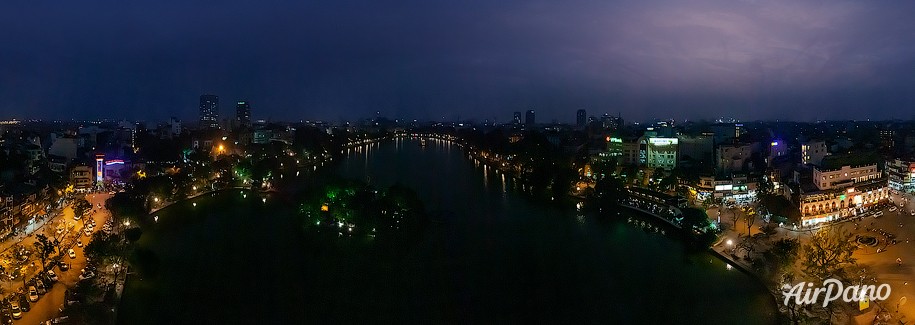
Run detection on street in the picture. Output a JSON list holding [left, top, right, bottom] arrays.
[[710, 192, 915, 322], [12, 193, 110, 324]]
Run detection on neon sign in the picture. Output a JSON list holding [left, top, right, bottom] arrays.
[[648, 138, 678, 146], [105, 159, 124, 166]]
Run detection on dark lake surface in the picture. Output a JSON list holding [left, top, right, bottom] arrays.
[[118, 138, 776, 324]]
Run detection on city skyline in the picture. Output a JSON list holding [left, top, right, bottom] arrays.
[[3, 0, 915, 122]]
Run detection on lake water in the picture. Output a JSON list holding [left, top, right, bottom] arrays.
[[117, 137, 777, 324]]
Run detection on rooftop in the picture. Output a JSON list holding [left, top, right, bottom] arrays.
[[818, 152, 879, 170]]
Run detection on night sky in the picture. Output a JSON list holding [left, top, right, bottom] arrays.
[[2, 0, 915, 123]]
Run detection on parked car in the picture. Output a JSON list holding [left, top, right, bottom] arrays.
[[890, 206, 898, 212], [47, 270, 58, 282], [27, 287, 38, 302], [17, 294, 29, 312], [10, 300, 21, 319], [35, 281, 46, 295], [77, 240, 83, 247], [68, 248, 76, 259], [58, 261, 69, 271]]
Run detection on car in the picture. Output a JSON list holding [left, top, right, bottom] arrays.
[[79, 269, 95, 280], [47, 270, 58, 282], [0, 313, 10, 325], [10, 301, 20, 319], [890, 206, 898, 212], [84, 229, 91, 237], [27, 287, 38, 302], [76, 240, 83, 247], [68, 248, 76, 259], [875, 211, 884, 217], [58, 260, 69, 271], [17, 295, 29, 312], [35, 281, 47, 294]]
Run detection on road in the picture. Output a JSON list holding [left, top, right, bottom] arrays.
[[14, 193, 111, 324], [848, 192, 915, 323]]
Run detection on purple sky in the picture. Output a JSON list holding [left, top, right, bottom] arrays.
[[1, 0, 914, 123]]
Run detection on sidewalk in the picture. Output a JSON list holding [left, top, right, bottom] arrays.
[[148, 186, 251, 215]]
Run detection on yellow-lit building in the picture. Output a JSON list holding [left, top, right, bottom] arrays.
[[798, 162, 887, 226]]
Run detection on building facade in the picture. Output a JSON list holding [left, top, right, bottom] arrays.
[[887, 158, 915, 194], [199, 94, 219, 129], [798, 162, 887, 226], [236, 100, 251, 129], [641, 137, 678, 170], [576, 109, 586, 129], [802, 140, 828, 166], [70, 165, 93, 190]]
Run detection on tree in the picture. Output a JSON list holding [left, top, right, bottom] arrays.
[[73, 198, 92, 222], [757, 175, 774, 196], [736, 233, 759, 259], [728, 209, 740, 232], [33, 234, 55, 272], [745, 208, 757, 235], [762, 238, 799, 280], [801, 227, 857, 280]]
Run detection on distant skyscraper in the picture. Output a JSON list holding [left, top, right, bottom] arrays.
[[576, 109, 586, 128], [513, 112, 522, 125], [601, 113, 623, 130], [199, 94, 219, 129], [525, 110, 535, 126], [880, 130, 895, 149], [236, 100, 251, 129]]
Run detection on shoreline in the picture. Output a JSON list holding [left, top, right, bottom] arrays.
[[619, 204, 782, 323]]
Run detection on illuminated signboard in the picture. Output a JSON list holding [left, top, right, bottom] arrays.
[[715, 184, 733, 191], [610, 137, 622, 143], [105, 159, 124, 166], [648, 138, 678, 146], [95, 155, 104, 183], [771, 141, 778, 146]]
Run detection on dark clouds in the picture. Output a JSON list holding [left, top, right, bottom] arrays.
[[1, 0, 914, 122]]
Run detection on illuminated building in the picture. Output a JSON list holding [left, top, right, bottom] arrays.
[[640, 137, 678, 170], [70, 165, 93, 190], [801, 140, 828, 166], [887, 158, 915, 194], [236, 100, 251, 129], [525, 110, 535, 126], [95, 154, 105, 185], [768, 140, 787, 160], [199, 94, 220, 129], [605, 137, 623, 157], [798, 158, 887, 226], [880, 130, 895, 149]]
